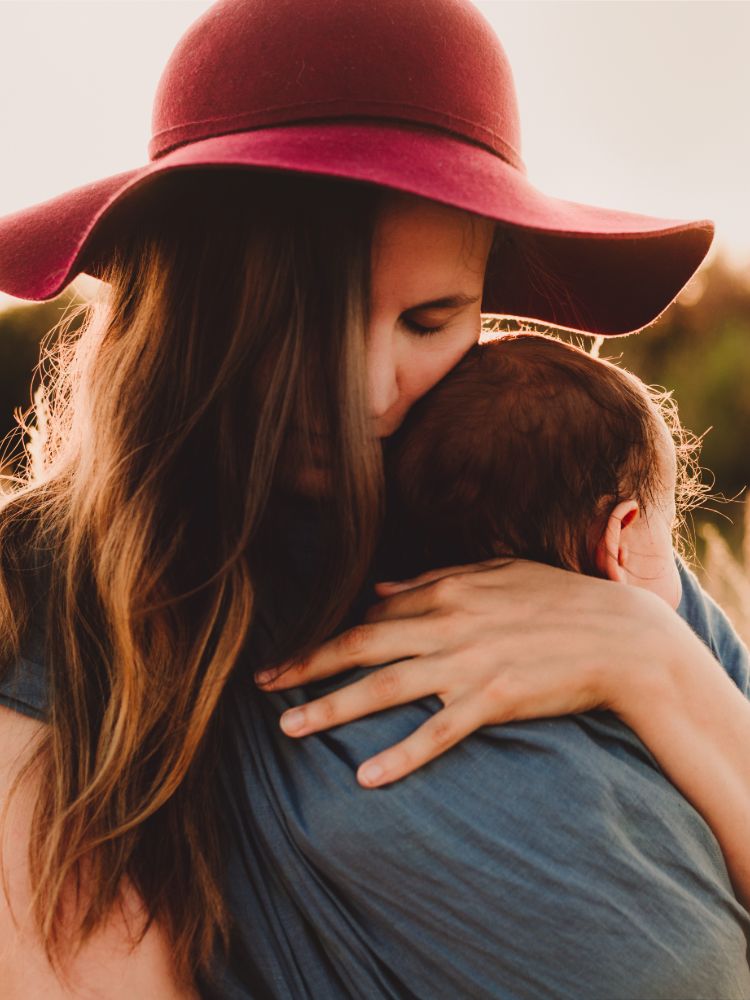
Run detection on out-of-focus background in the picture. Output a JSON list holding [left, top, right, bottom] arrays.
[[1, 1, 749, 639]]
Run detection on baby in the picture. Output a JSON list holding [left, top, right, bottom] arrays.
[[378, 331, 706, 609]]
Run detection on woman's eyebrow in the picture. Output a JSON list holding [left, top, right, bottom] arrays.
[[407, 293, 480, 310]]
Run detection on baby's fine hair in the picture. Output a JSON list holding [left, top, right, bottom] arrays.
[[382, 332, 706, 580]]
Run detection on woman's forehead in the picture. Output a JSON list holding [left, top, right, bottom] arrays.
[[371, 194, 495, 295], [374, 192, 494, 250]]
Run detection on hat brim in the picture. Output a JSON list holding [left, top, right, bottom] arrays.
[[0, 121, 713, 335]]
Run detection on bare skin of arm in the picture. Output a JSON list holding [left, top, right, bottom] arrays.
[[0, 704, 199, 1000], [613, 624, 750, 913]]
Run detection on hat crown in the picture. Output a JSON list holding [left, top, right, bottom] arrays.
[[148, 0, 523, 168]]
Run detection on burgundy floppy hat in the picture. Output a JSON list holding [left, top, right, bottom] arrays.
[[0, 0, 713, 336]]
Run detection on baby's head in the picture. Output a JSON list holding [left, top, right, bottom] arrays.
[[381, 332, 705, 609]]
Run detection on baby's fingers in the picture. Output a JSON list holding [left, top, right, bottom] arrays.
[[356, 697, 481, 788]]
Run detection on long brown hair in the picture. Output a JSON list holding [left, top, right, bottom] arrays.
[[0, 168, 392, 991]]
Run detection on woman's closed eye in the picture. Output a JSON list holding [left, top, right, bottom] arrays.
[[401, 316, 449, 336]]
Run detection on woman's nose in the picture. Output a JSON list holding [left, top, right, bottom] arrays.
[[366, 343, 401, 421]]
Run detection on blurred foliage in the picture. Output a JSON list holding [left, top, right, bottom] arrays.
[[699, 509, 750, 647], [0, 288, 85, 471], [604, 251, 750, 514], [598, 251, 750, 563]]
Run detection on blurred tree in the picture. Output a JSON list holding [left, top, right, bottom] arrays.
[[0, 288, 85, 472], [611, 251, 750, 507]]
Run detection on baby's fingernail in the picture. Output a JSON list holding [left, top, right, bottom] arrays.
[[255, 669, 276, 685], [358, 761, 384, 785]]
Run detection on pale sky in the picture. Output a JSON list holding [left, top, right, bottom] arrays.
[[0, 1, 748, 309]]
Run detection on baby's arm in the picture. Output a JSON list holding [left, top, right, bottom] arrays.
[[612, 553, 750, 909]]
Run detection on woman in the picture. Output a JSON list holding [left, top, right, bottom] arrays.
[[0, 0, 748, 997]]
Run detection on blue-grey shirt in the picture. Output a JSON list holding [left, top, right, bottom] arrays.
[[2, 525, 750, 1000]]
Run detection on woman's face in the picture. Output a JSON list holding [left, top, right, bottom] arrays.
[[366, 192, 496, 438], [293, 192, 496, 496]]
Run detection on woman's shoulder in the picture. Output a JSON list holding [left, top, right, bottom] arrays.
[[0, 700, 197, 999], [674, 552, 750, 697]]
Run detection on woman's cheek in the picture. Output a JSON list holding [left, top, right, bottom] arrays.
[[405, 340, 474, 402]]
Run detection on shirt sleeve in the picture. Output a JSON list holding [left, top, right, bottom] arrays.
[[674, 551, 750, 699], [0, 611, 49, 723]]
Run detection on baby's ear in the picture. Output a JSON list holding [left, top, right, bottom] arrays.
[[594, 500, 639, 583]]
